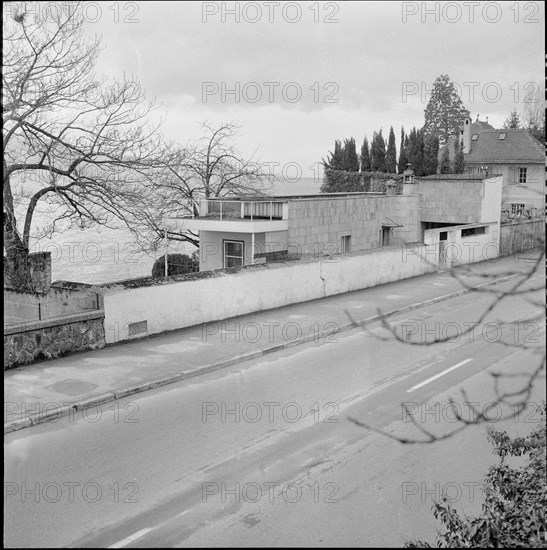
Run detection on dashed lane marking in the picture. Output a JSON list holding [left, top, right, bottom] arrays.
[[108, 527, 154, 548], [406, 359, 472, 393]]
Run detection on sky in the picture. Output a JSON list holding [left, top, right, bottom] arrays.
[[77, 0, 544, 179]]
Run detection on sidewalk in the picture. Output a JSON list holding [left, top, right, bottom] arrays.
[[4, 254, 541, 433]]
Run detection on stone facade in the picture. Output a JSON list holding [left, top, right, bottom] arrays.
[[287, 195, 421, 254], [418, 179, 484, 224], [4, 312, 105, 369]]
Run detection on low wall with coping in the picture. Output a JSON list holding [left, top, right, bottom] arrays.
[[4, 286, 101, 326], [101, 244, 439, 344]]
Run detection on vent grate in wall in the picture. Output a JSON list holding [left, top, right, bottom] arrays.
[[128, 320, 148, 337]]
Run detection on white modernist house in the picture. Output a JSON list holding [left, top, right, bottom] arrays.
[[166, 173, 503, 272]]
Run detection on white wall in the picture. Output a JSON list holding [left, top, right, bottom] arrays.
[[424, 221, 500, 266], [500, 164, 544, 211], [102, 245, 440, 344], [199, 230, 266, 270], [480, 175, 503, 223]]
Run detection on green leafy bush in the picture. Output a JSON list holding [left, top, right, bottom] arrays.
[[406, 403, 546, 547]]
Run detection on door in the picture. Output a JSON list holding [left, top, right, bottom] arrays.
[[439, 231, 448, 266], [382, 227, 391, 247]]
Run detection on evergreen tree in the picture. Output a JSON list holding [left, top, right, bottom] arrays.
[[423, 133, 439, 176], [423, 74, 470, 146], [322, 139, 344, 171], [371, 130, 387, 172], [360, 137, 372, 172], [454, 138, 466, 173], [522, 100, 545, 143], [398, 127, 408, 174], [407, 127, 425, 175], [439, 145, 451, 174], [343, 137, 359, 172], [385, 126, 397, 174], [503, 110, 521, 129]]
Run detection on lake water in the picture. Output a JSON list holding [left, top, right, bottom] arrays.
[[28, 177, 323, 284]]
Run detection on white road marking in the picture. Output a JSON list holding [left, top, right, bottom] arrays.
[[407, 359, 472, 393], [108, 527, 154, 548]]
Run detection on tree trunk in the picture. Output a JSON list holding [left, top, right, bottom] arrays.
[[3, 170, 34, 290]]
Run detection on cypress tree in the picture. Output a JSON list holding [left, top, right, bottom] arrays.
[[398, 127, 408, 174], [423, 133, 439, 175], [439, 145, 451, 174], [343, 137, 359, 172], [454, 139, 466, 173], [386, 126, 397, 174], [371, 130, 387, 172], [407, 127, 425, 175], [360, 136, 371, 172], [322, 139, 344, 171]]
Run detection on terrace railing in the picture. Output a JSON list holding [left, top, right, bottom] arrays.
[[190, 200, 286, 221]]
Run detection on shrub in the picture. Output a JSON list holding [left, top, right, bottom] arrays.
[[405, 403, 546, 547], [151, 253, 198, 277]]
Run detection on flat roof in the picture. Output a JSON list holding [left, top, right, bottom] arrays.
[[419, 174, 502, 181], [207, 192, 388, 201]]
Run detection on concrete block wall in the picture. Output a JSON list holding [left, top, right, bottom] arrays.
[[419, 180, 483, 223], [286, 195, 421, 255]]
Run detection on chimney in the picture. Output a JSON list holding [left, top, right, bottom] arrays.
[[463, 117, 471, 154]]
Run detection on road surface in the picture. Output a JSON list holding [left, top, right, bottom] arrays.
[[4, 274, 545, 547]]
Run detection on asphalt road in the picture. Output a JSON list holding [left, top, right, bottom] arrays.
[[4, 274, 545, 547]]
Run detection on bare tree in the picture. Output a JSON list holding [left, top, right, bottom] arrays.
[[3, 1, 167, 289], [133, 121, 270, 250]]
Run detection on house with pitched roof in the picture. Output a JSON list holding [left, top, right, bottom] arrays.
[[439, 116, 545, 218]]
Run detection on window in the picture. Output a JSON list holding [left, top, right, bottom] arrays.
[[223, 240, 244, 268], [461, 226, 487, 237], [341, 235, 351, 253], [518, 167, 527, 184], [498, 133, 507, 140], [511, 203, 525, 216], [471, 134, 478, 141]]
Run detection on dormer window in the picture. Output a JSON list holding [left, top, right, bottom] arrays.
[[471, 134, 478, 141], [499, 133, 507, 140]]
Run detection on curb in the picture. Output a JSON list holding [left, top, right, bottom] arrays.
[[4, 273, 519, 434]]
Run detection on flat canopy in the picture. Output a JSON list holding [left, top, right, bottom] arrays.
[[382, 217, 404, 228]]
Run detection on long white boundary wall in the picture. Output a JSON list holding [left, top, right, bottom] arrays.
[[102, 244, 441, 344]]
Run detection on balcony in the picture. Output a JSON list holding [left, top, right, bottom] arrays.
[[168, 199, 289, 233]]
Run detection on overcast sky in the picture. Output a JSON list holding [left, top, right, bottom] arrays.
[[84, 1, 544, 178]]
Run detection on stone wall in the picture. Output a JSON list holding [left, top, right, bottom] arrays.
[[29, 251, 52, 292], [499, 219, 545, 257], [4, 312, 105, 369]]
